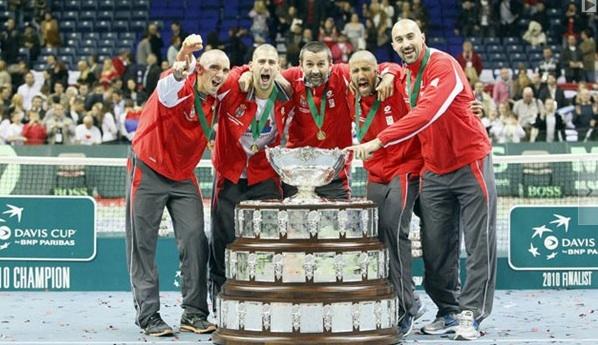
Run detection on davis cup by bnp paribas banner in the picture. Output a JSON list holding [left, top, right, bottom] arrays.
[[509, 206, 597, 288]]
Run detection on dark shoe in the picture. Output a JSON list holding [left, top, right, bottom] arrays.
[[180, 312, 217, 334], [143, 313, 174, 337], [399, 314, 414, 337]]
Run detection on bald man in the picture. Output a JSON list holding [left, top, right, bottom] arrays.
[[348, 50, 424, 336], [209, 44, 291, 306], [348, 19, 497, 341], [126, 34, 226, 336]]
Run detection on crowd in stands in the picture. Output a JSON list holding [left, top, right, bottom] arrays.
[[0, 0, 596, 145]]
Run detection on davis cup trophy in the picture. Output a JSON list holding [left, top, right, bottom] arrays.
[[212, 147, 400, 345]]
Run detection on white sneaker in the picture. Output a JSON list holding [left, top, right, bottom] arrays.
[[421, 312, 459, 335], [453, 310, 480, 341]]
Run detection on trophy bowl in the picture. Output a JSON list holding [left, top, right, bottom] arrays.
[[266, 147, 346, 203]]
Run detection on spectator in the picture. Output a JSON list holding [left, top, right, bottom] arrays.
[[330, 34, 353, 64], [87, 55, 102, 79], [45, 103, 75, 144], [512, 64, 532, 100], [538, 73, 566, 108], [205, 31, 225, 51], [396, 1, 414, 21], [497, 0, 521, 38], [513, 86, 544, 137], [170, 21, 188, 43], [111, 89, 125, 125], [562, 3, 586, 39], [135, 35, 152, 66], [40, 11, 60, 48], [495, 112, 526, 143], [530, 98, 566, 142], [226, 27, 249, 67], [319, 17, 339, 48], [29, 94, 45, 120], [1, 86, 12, 114], [21, 23, 41, 64], [411, 0, 429, 31], [456, 0, 478, 37], [112, 50, 132, 79], [574, 88, 595, 141], [456, 40, 483, 86], [249, 0, 270, 42], [0, 59, 11, 89], [343, 14, 366, 51], [16, 72, 42, 111], [146, 23, 164, 63], [484, 107, 503, 141], [99, 59, 119, 89], [0, 18, 20, 64], [365, 18, 378, 53], [74, 114, 102, 145], [120, 99, 141, 142], [69, 96, 85, 124], [49, 81, 69, 110], [76, 59, 96, 87], [561, 35, 584, 82], [123, 78, 142, 106], [141, 54, 160, 96], [1, 111, 25, 145], [44, 55, 69, 92], [7, 93, 25, 120], [536, 47, 561, 81], [298, 0, 326, 34], [380, 0, 395, 25], [530, 72, 544, 97], [167, 36, 182, 67], [522, 20, 546, 47], [22, 110, 46, 144], [492, 67, 513, 105], [473, 81, 496, 118], [580, 29, 596, 83], [371, 3, 391, 48], [89, 102, 118, 143], [530, 2, 548, 32]]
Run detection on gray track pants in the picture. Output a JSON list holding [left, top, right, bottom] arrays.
[[125, 155, 209, 328], [420, 154, 497, 322], [367, 174, 421, 321]]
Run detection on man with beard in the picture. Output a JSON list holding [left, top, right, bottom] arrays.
[[209, 44, 291, 307], [238, 41, 397, 199], [348, 19, 497, 341], [348, 50, 424, 336], [126, 34, 226, 337]]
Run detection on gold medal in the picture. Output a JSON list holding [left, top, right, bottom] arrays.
[[207, 140, 215, 151], [317, 129, 326, 141], [250, 144, 259, 153]]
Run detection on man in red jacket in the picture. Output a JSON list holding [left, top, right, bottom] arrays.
[[126, 34, 225, 336], [348, 19, 497, 341], [209, 44, 290, 305], [347, 50, 425, 336], [281, 41, 397, 199]]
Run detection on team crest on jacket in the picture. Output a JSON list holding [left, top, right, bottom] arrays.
[[234, 104, 247, 117], [184, 107, 197, 121]]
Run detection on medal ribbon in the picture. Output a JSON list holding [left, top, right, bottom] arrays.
[[251, 87, 279, 141], [193, 79, 215, 141], [406, 48, 431, 108], [306, 87, 327, 129], [354, 97, 380, 142]]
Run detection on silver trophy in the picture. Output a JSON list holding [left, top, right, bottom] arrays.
[[266, 147, 346, 203]]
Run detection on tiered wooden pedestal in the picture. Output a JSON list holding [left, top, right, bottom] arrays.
[[212, 200, 400, 345]]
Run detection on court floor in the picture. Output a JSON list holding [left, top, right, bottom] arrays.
[[0, 289, 597, 345]]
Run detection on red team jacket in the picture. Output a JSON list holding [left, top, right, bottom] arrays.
[[348, 77, 423, 184], [212, 66, 290, 185], [377, 48, 491, 175], [132, 69, 215, 181]]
